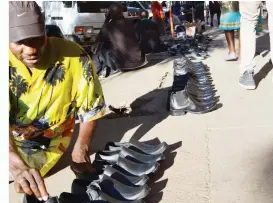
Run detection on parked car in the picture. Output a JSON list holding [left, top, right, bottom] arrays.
[[37, 1, 130, 53]]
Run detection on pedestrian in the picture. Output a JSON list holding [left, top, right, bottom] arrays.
[[151, 1, 165, 34], [239, 1, 273, 89], [219, 1, 241, 61], [9, 1, 105, 201], [96, 3, 146, 73], [165, 11, 181, 26], [172, 1, 181, 16], [134, 10, 165, 55], [209, 1, 221, 27]]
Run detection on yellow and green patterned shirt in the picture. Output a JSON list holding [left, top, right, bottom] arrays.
[[9, 37, 105, 176]]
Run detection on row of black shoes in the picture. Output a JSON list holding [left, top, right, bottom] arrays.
[[167, 57, 219, 116], [24, 140, 168, 203], [166, 34, 212, 60]]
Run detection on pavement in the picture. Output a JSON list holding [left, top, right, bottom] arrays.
[[9, 25, 273, 203]]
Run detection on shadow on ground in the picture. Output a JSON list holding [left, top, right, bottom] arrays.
[[145, 141, 182, 203], [260, 148, 273, 199], [47, 87, 172, 176], [254, 62, 273, 88], [46, 87, 182, 201]]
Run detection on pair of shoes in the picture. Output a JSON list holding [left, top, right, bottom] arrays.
[[85, 175, 149, 202], [76, 140, 167, 202], [94, 140, 167, 176]]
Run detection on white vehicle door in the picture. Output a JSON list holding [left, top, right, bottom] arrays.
[[44, 1, 76, 35]]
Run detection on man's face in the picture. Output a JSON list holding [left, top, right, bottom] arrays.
[[9, 36, 47, 68]]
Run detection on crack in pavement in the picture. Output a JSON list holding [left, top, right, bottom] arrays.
[[204, 128, 212, 203], [158, 72, 169, 89]]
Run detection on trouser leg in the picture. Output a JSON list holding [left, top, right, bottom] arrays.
[[239, 1, 261, 74]]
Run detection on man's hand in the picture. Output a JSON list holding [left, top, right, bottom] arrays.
[[13, 167, 49, 201], [71, 143, 90, 163], [9, 129, 48, 201], [71, 143, 96, 174], [71, 121, 97, 175]]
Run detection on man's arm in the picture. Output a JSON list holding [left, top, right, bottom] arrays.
[[9, 128, 49, 201], [71, 49, 105, 174], [72, 120, 96, 163]]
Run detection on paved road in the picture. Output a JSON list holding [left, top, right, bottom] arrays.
[[10, 26, 273, 203]]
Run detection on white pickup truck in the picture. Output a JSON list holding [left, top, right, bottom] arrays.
[[37, 1, 138, 50]]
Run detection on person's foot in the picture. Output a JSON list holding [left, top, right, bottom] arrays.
[[239, 71, 256, 90], [225, 52, 237, 61]]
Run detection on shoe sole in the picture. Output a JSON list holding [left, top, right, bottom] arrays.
[[169, 109, 186, 116], [225, 58, 237, 62], [238, 82, 256, 90]]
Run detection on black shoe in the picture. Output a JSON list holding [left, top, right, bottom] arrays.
[[172, 75, 189, 91], [187, 86, 217, 96], [187, 81, 215, 90], [120, 146, 165, 164], [117, 156, 159, 176], [23, 195, 60, 203], [95, 150, 120, 165], [169, 90, 218, 116], [93, 156, 159, 177], [87, 175, 150, 202], [103, 166, 149, 186], [105, 140, 167, 155], [96, 145, 165, 165], [59, 192, 92, 203]]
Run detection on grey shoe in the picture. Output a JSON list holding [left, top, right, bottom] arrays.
[[239, 71, 256, 90]]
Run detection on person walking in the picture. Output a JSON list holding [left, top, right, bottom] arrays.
[[239, 1, 273, 89], [209, 1, 221, 27], [219, 1, 241, 61], [151, 1, 165, 34]]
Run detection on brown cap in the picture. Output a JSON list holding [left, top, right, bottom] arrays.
[[9, 1, 45, 42]]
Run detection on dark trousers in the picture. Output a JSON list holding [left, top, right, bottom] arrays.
[[209, 9, 221, 26]]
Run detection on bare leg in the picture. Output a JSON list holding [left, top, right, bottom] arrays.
[[230, 30, 236, 53], [237, 29, 241, 60], [225, 30, 236, 54]]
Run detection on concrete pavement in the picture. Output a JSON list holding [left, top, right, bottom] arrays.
[[9, 26, 273, 203]]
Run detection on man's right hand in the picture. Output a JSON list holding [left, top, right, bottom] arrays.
[[9, 129, 49, 201], [13, 167, 49, 201]]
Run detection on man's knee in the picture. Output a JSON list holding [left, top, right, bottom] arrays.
[[240, 1, 261, 20]]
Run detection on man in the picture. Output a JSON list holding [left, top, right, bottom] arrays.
[[134, 10, 165, 55], [9, 1, 105, 201], [165, 11, 181, 26], [209, 1, 221, 27], [95, 3, 146, 72], [239, 1, 273, 89], [172, 1, 181, 16]]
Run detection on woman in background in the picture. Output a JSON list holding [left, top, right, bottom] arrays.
[[151, 1, 165, 34], [219, 1, 241, 61]]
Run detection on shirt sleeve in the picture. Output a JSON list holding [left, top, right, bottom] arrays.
[[74, 51, 106, 123]]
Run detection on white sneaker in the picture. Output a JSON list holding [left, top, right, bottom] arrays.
[[225, 52, 237, 61]]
